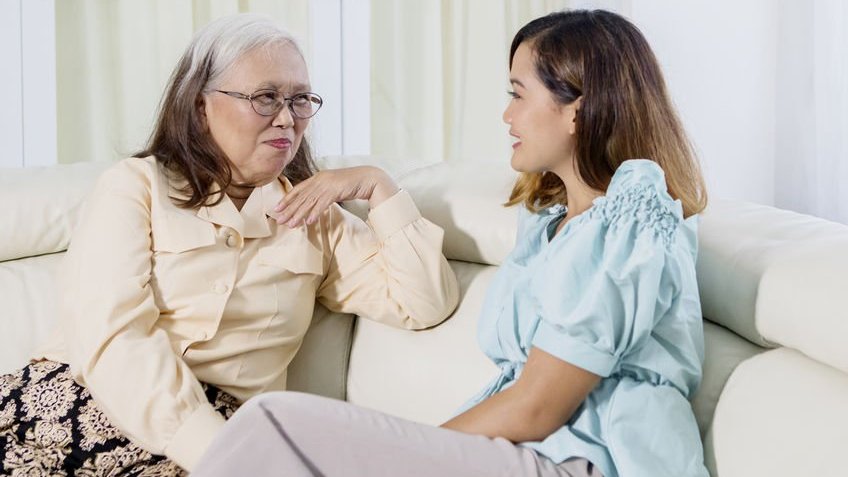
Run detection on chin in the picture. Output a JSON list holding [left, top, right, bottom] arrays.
[[510, 154, 532, 173]]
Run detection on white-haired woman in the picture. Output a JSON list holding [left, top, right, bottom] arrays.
[[0, 13, 458, 475]]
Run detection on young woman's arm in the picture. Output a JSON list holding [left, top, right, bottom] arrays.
[[441, 347, 600, 442]]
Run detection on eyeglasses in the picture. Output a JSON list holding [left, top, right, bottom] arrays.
[[213, 89, 323, 119]]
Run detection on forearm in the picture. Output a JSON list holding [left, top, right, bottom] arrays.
[[441, 348, 600, 443], [321, 191, 459, 329], [440, 385, 566, 443]]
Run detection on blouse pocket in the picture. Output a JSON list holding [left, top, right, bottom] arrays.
[[255, 245, 324, 275], [148, 212, 217, 316], [254, 244, 325, 336], [152, 211, 217, 253]]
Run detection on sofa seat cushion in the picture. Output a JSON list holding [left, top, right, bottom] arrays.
[[346, 260, 499, 425], [709, 347, 848, 477]]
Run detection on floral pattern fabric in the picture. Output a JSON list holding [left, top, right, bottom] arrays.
[[0, 361, 239, 476]]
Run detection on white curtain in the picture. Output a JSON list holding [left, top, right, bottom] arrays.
[[775, 0, 848, 224], [370, 0, 591, 167], [55, 0, 310, 165]]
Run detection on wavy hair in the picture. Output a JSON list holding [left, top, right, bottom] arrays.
[[505, 10, 707, 217]]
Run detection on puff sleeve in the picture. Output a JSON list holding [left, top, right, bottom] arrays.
[[530, 160, 685, 378]]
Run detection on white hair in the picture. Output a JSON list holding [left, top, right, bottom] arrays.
[[176, 13, 302, 97]]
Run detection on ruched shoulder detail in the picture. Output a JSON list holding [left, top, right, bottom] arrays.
[[588, 159, 683, 248]]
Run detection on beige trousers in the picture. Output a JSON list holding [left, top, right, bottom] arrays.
[[192, 391, 602, 477]]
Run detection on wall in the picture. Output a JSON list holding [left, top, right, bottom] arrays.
[[0, 0, 56, 168], [630, 1, 778, 205]]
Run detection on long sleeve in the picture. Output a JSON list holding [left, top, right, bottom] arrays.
[[60, 160, 223, 471], [316, 190, 459, 329]]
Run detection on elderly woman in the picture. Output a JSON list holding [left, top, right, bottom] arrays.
[[0, 13, 458, 476]]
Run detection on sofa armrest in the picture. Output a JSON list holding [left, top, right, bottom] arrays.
[[286, 303, 356, 400]]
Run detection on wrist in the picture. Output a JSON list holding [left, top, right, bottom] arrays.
[[366, 167, 399, 208]]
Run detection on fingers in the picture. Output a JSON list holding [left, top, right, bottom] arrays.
[[274, 178, 335, 227], [272, 168, 376, 227]]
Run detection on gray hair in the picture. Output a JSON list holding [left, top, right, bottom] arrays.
[[178, 13, 302, 97], [135, 13, 316, 210]]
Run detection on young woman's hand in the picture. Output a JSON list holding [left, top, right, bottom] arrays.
[[274, 166, 399, 227]]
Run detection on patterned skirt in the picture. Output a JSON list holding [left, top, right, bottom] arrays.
[[0, 360, 240, 476]]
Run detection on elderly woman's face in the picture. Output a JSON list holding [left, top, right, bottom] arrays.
[[202, 42, 310, 186]]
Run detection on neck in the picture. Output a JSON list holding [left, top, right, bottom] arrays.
[[551, 157, 603, 220], [226, 183, 254, 212], [564, 186, 603, 219]]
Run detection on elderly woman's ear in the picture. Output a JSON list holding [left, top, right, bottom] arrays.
[[196, 95, 208, 130]]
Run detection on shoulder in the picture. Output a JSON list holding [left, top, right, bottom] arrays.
[[588, 160, 685, 249], [97, 156, 157, 189]]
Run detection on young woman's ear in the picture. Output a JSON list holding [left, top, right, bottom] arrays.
[[573, 96, 583, 113], [568, 96, 583, 135]]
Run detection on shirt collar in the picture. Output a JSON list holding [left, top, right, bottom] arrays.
[[167, 171, 290, 239]]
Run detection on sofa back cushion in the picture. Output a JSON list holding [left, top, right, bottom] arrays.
[[0, 161, 114, 262], [0, 253, 65, 373], [328, 158, 521, 266], [698, 199, 848, 373]]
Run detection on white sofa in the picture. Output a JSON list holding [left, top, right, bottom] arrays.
[[2, 158, 847, 477]]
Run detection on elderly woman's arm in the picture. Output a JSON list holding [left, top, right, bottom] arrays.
[[274, 166, 401, 226], [60, 160, 223, 471], [276, 167, 459, 329]]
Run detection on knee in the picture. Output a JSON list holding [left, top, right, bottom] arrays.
[[238, 391, 317, 422]]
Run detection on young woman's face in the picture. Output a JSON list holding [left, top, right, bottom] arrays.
[[202, 42, 311, 187], [503, 42, 579, 176]]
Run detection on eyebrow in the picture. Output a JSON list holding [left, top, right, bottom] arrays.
[[255, 82, 312, 92], [509, 79, 525, 88]]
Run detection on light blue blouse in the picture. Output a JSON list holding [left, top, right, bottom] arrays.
[[458, 160, 709, 477]]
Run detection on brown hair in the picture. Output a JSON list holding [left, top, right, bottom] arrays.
[[134, 14, 316, 209], [505, 10, 707, 217]]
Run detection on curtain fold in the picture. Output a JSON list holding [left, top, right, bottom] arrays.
[[775, 0, 848, 224], [370, 0, 578, 166], [55, 0, 310, 165]]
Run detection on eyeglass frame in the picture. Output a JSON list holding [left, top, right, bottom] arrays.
[[211, 89, 323, 119]]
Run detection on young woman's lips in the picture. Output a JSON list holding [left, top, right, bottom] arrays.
[[266, 138, 292, 149], [512, 141, 522, 149]]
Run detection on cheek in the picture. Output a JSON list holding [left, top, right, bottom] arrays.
[[210, 112, 262, 158], [291, 121, 309, 149]]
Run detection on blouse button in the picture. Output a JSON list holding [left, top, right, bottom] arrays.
[[225, 234, 237, 248]]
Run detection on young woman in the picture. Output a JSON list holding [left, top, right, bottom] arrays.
[[192, 9, 710, 477]]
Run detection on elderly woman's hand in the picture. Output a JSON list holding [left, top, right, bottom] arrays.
[[273, 166, 399, 227]]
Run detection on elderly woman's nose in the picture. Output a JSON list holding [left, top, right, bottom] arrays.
[[272, 104, 295, 128]]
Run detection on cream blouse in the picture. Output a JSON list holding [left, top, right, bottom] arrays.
[[36, 156, 459, 471]]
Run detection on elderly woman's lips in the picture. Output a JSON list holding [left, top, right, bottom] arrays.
[[266, 138, 291, 149]]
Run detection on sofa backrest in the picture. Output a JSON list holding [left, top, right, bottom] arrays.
[[698, 199, 848, 373], [1, 162, 114, 373], [389, 161, 848, 375], [3, 158, 847, 384]]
